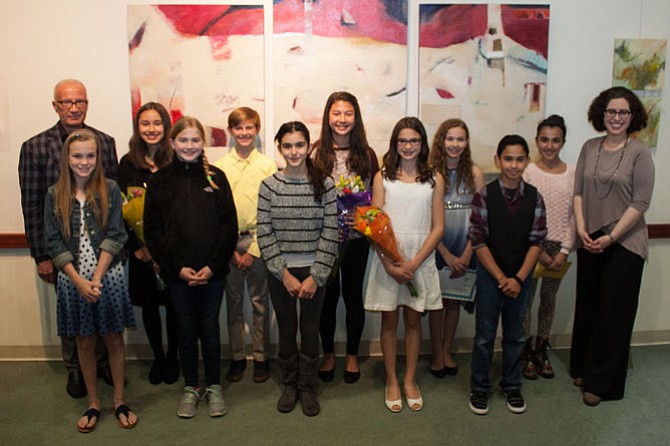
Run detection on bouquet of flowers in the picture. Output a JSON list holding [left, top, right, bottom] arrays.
[[335, 174, 371, 243], [353, 205, 418, 297], [122, 186, 146, 245], [122, 186, 166, 291]]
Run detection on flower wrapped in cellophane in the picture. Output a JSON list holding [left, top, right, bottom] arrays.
[[353, 205, 418, 297], [121, 186, 147, 245], [335, 174, 371, 243], [122, 186, 166, 291]]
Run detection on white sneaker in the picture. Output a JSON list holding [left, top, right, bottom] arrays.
[[205, 385, 228, 417], [177, 386, 203, 418]]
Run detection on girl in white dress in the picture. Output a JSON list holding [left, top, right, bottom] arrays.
[[364, 117, 444, 412]]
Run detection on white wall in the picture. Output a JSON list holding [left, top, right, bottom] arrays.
[[1, 0, 668, 359]]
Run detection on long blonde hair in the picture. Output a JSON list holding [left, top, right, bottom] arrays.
[[54, 129, 109, 239]]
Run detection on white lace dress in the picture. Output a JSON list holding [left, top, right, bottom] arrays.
[[364, 178, 442, 312]]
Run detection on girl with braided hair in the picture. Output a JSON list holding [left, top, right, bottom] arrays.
[[144, 116, 238, 418]]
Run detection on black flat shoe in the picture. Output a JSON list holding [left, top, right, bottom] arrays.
[[318, 369, 335, 382], [343, 370, 360, 384], [430, 367, 447, 379], [444, 365, 458, 376], [66, 370, 87, 399], [148, 359, 165, 385]]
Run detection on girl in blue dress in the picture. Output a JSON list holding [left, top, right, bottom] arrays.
[[45, 129, 137, 432], [428, 119, 484, 377]]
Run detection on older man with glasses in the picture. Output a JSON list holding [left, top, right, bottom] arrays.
[[18, 78, 119, 398]]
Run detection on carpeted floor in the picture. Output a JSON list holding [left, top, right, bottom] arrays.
[[1, 345, 668, 445]]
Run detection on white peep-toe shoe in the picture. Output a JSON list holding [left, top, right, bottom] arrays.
[[385, 386, 402, 413]]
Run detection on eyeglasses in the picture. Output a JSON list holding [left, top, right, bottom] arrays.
[[55, 99, 88, 109], [280, 141, 307, 150], [605, 109, 631, 119], [397, 138, 421, 146]]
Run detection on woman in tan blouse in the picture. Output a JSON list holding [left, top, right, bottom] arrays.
[[570, 86, 655, 406]]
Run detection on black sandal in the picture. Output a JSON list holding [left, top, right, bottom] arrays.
[[114, 404, 138, 429], [78, 408, 100, 433]]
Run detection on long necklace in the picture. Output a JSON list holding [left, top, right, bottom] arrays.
[[593, 137, 627, 199]]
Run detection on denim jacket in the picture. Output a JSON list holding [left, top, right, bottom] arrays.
[[44, 179, 127, 271]]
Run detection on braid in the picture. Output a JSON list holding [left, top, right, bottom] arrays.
[[202, 150, 220, 190]]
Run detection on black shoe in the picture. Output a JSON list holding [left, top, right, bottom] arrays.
[[66, 370, 87, 399], [318, 369, 335, 382], [343, 370, 360, 384], [469, 391, 489, 415], [148, 359, 165, 385], [226, 359, 247, 383], [505, 389, 527, 414], [164, 357, 180, 384], [430, 367, 447, 379], [97, 365, 114, 387], [444, 365, 458, 376], [253, 360, 270, 383]]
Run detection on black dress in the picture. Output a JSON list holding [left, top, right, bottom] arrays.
[[118, 154, 169, 307]]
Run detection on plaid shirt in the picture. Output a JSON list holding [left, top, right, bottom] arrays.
[[468, 178, 547, 250], [18, 122, 118, 263]]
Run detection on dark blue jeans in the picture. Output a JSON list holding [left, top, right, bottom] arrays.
[[470, 267, 532, 393], [169, 277, 225, 387]]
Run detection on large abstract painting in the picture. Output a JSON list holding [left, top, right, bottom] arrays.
[[273, 0, 408, 153], [419, 4, 550, 171], [127, 5, 264, 149], [612, 38, 667, 148]]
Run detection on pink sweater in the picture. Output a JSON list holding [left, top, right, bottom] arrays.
[[523, 163, 576, 254]]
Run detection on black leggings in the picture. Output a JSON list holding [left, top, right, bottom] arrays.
[[319, 237, 369, 356], [268, 267, 325, 360], [142, 301, 178, 361]]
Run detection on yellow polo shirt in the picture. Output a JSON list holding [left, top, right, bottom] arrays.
[[214, 148, 277, 258]]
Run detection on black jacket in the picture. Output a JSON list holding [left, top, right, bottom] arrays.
[[144, 154, 238, 282]]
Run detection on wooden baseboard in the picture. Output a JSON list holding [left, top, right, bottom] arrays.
[[2, 331, 669, 361], [2, 225, 669, 250]]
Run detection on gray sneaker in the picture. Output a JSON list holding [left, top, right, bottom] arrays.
[[177, 386, 203, 418], [205, 385, 228, 417]]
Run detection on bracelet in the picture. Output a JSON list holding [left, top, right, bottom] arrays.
[[512, 275, 524, 286], [608, 233, 616, 244]]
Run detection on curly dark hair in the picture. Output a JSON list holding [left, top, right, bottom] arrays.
[[312, 91, 373, 180], [587, 86, 647, 133], [383, 117, 435, 186], [429, 118, 475, 194], [275, 121, 327, 201], [127, 102, 173, 170]]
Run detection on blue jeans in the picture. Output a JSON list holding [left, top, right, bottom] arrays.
[[169, 277, 225, 387], [470, 267, 531, 393]]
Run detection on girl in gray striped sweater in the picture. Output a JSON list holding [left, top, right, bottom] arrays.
[[257, 121, 338, 416]]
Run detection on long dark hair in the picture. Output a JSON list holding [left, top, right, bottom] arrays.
[[275, 121, 327, 201], [383, 117, 434, 186], [429, 118, 475, 194], [587, 86, 647, 133], [127, 102, 173, 170], [312, 91, 372, 180]]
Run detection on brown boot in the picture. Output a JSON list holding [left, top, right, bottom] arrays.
[[534, 337, 555, 379], [522, 337, 538, 380]]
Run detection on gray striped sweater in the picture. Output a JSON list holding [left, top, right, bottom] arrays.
[[257, 173, 338, 286]]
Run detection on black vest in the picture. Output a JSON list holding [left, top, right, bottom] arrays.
[[486, 180, 537, 277]]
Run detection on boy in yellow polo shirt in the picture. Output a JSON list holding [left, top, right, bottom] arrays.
[[214, 107, 277, 383]]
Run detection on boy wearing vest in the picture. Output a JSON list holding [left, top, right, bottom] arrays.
[[467, 135, 547, 415]]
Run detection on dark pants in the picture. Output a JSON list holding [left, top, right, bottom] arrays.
[[169, 277, 225, 387], [268, 267, 325, 360], [570, 239, 644, 400], [471, 267, 532, 393], [319, 237, 369, 356]]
